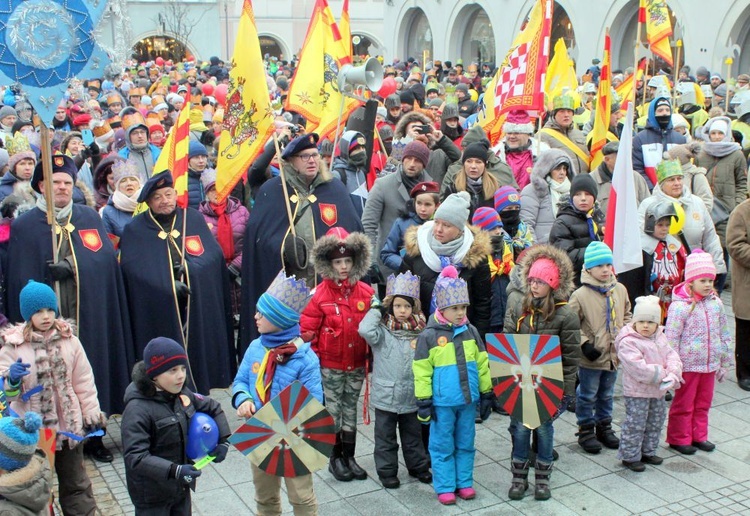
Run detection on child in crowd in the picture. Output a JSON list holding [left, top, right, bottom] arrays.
[[233, 270, 322, 514], [381, 181, 440, 272], [301, 228, 373, 482], [548, 174, 605, 286], [358, 271, 431, 489], [0, 280, 105, 515], [413, 266, 493, 505], [666, 250, 733, 454], [504, 245, 580, 501], [122, 336, 231, 515], [569, 242, 632, 454], [616, 296, 683, 471], [493, 185, 534, 261]]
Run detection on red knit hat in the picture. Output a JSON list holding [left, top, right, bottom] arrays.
[[684, 249, 716, 283], [528, 258, 560, 289], [503, 110, 534, 134]]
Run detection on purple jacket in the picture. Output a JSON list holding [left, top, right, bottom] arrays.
[[198, 196, 250, 269], [615, 324, 683, 398]]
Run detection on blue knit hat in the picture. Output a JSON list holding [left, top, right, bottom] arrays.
[[472, 207, 502, 231], [584, 241, 613, 270], [143, 337, 189, 380], [493, 185, 521, 212], [0, 412, 42, 471], [257, 271, 311, 331], [19, 280, 58, 322], [188, 140, 208, 159]]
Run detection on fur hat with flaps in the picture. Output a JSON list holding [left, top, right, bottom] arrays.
[[311, 227, 371, 283], [516, 244, 575, 301]]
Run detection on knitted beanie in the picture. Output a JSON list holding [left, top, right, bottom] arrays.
[[570, 173, 598, 201], [0, 106, 16, 121], [143, 337, 189, 380], [584, 241, 613, 270], [656, 159, 683, 184], [633, 295, 662, 324], [188, 141, 208, 159], [402, 140, 430, 167], [201, 168, 217, 192], [434, 191, 470, 229], [19, 280, 58, 322], [528, 257, 560, 290], [472, 207, 502, 231], [441, 103, 459, 121], [684, 249, 716, 283], [503, 110, 534, 134], [384, 94, 400, 110], [494, 185, 521, 212], [0, 412, 42, 471], [462, 142, 489, 164]]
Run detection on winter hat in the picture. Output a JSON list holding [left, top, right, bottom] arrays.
[[402, 140, 430, 167], [188, 141, 208, 159], [376, 106, 387, 119], [324, 227, 355, 259], [528, 257, 560, 289], [472, 207, 502, 231], [462, 141, 489, 164], [684, 249, 716, 283], [143, 337, 189, 380], [384, 94, 401, 110], [713, 84, 728, 98], [409, 181, 439, 198], [0, 148, 8, 170], [654, 97, 672, 112], [72, 113, 92, 128], [455, 83, 469, 96], [434, 265, 470, 310], [434, 191, 471, 229], [441, 103, 459, 121], [0, 412, 42, 471], [584, 241, 613, 270], [256, 270, 311, 330], [633, 295, 662, 324], [428, 98, 443, 109], [19, 280, 58, 322], [31, 154, 77, 194], [503, 110, 534, 134], [5, 132, 36, 171], [656, 158, 683, 184], [399, 89, 416, 106], [570, 173, 598, 200], [707, 119, 728, 136], [0, 105, 16, 121], [667, 142, 702, 165], [493, 185, 521, 212], [602, 141, 619, 155], [201, 168, 217, 192], [695, 66, 709, 78], [671, 113, 689, 132]]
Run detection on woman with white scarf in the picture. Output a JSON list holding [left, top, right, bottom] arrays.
[[100, 158, 142, 240], [520, 149, 576, 244]]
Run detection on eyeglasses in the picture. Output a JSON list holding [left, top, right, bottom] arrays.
[[296, 153, 319, 162], [528, 278, 548, 287]]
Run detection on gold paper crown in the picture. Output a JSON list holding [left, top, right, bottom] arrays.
[[386, 271, 421, 300], [92, 121, 113, 137], [266, 270, 312, 314], [5, 132, 31, 156], [120, 107, 147, 132]]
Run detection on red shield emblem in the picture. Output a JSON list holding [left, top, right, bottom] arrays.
[[185, 235, 204, 256], [319, 204, 337, 227], [78, 229, 102, 252]]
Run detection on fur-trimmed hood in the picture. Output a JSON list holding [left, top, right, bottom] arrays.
[[402, 223, 492, 270], [0, 182, 36, 219], [394, 111, 432, 140], [311, 230, 372, 283], [529, 149, 575, 199], [1, 319, 76, 347], [515, 244, 575, 301], [131, 360, 157, 398], [0, 452, 52, 513]]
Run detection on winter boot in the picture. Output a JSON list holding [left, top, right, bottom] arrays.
[[329, 432, 354, 481], [342, 431, 368, 480], [595, 418, 620, 449], [508, 460, 530, 500], [534, 462, 552, 500], [576, 423, 602, 454]]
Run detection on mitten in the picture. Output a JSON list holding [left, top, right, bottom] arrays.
[[416, 398, 433, 425], [210, 442, 230, 463], [479, 391, 495, 421], [48, 259, 75, 281], [581, 342, 602, 362], [7, 358, 30, 385], [172, 464, 202, 485]]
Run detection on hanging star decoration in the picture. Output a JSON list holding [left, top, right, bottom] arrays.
[[0, 0, 111, 125]]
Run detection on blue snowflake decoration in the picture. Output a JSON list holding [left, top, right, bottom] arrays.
[[0, 0, 110, 124]]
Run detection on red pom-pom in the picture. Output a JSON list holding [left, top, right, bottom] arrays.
[[441, 265, 459, 279]]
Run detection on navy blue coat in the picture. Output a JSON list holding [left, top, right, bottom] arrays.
[[632, 97, 687, 189]]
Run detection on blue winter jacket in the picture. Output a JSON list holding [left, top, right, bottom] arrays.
[[632, 96, 686, 189], [100, 197, 135, 238], [0, 173, 20, 203], [186, 169, 204, 210], [118, 145, 162, 178], [380, 213, 423, 271]]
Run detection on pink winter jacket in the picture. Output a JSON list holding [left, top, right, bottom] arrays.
[[615, 324, 683, 398], [0, 320, 100, 448], [665, 283, 734, 373]]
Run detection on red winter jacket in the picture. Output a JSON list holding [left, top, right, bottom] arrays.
[[300, 278, 374, 371]]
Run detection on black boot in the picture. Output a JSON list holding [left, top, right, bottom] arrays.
[[342, 431, 367, 480], [577, 423, 602, 454], [84, 435, 114, 463], [596, 418, 620, 449], [329, 432, 353, 481], [508, 460, 530, 500], [534, 462, 552, 500]]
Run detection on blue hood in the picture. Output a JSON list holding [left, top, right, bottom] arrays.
[[647, 96, 673, 130]]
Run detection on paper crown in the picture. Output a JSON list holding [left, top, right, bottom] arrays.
[[552, 93, 576, 111], [120, 107, 147, 132], [434, 266, 469, 310], [151, 95, 165, 107], [266, 270, 312, 315], [656, 159, 683, 184], [386, 271, 421, 301], [129, 87, 146, 97], [112, 159, 141, 184], [5, 132, 31, 156], [92, 120, 113, 138]]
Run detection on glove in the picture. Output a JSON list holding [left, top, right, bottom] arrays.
[[47, 259, 75, 281], [368, 263, 384, 285], [227, 264, 240, 281], [173, 464, 202, 485], [175, 280, 191, 301], [416, 398, 433, 425], [716, 368, 727, 383], [479, 391, 495, 421], [581, 342, 602, 362], [8, 358, 30, 385], [210, 442, 230, 463], [83, 412, 107, 431]]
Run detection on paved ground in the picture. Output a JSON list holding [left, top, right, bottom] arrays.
[[67, 292, 750, 515]]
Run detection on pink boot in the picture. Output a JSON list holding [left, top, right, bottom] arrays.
[[437, 493, 456, 505], [456, 487, 476, 500]]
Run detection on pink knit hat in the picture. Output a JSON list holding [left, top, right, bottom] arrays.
[[528, 257, 560, 289], [684, 249, 716, 283]]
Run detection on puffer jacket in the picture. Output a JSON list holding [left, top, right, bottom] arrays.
[[0, 173, 22, 203], [538, 117, 590, 174], [401, 223, 492, 336], [568, 269, 632, 371], [358, 307, 421, 414], [186, 168, 204, 209], [615, 324, 683, 398], [413, 316, 492, 406], [548, 199, 605, 285], [0, 452, 52, 516], [198, 196, 250, 268], [502, 245, 581, 396], [380, 212, 423, 271], [665, 283, 734, 373], [100, 196, 136, 238], [442, 124, 517, 192], [520, 149, 575, 244], [632, 96, 687, 189], [0, 320, 100, 446]]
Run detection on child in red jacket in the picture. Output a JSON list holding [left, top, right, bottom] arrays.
[[301, 227, 374, 482]]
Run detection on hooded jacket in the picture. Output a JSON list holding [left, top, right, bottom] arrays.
[[331, 130, 368, 216], [548, 198, 605, 285], [0, 452, 52, 516], [519, 149, 575, 245], [392, 111, 461, 185], [615, 324, 682, 398], [539, 116, 590, 174], [632, 96, 687, 189]]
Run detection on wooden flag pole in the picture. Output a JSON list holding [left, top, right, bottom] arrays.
[[672, 39, 683, 105], [725, 57, 734, 113], [38, 122, 61, 303]]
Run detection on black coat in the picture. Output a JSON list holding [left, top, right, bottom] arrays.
[[548, 201, 605, 286], [617, 250, 654, 306]]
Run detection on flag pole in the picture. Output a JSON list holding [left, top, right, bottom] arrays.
[[672, 39, 682, 105], [725, 57, 733, 113], [38, 122, 61, 303], [633, 2, 646, 115], [330, 95, 347, 168], [272, 133, 297, 238]]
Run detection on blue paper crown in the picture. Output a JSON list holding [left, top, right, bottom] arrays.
[[386, 271, 420, 300], [434, 275, 470, 310], [266, 270, 311, 314]]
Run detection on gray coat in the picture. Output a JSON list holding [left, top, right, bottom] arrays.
[[358, 308, 420, 414]]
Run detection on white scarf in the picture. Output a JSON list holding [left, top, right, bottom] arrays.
[[416, 221, 475, 273], [111, 189, 141, 213], [35, 196, 73, 222], [547, 177, 571, 217]]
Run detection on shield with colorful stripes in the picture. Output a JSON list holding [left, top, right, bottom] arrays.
[[486, 333, 563, 429], [229, 381, 335, 477]]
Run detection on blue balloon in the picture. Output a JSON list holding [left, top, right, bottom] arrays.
[[186, 412, 219, 460]]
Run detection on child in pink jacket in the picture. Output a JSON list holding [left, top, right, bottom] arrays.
[[665, 250, 733, 455], [615, 295, 682, 472]]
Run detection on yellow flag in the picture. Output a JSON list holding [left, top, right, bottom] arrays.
[[545, 39, 578, 101], [645, 0, 673, 65], [589, 30, 612, 170], [215, 0, 276, 202], [339, 0, 352, 58]]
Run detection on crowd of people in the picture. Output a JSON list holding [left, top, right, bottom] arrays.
[[0, 50, 746, 514]]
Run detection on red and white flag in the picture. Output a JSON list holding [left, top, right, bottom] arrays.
[[604, 104, 643, 273]]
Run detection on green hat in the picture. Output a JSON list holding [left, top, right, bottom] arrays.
[[656, 159, 683, 184], [553, 94, 576, 111]]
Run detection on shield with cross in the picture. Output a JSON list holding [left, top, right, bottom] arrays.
[[486, 333, 564, 429]]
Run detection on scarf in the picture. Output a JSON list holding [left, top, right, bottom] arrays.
[[434, 310, 468, 337], [416, 221, 474, 272], [703, 141, 741, 158], [466, 175, 483, 195], [400, 168, 424, 192], [210, 201, 235, 261], [569, 200, 601, 241], [384, 312, 426, 332], [547, 177, 570, 217], [584, 283, 618, 334], [255, 326, 302, 405], [488, 239, 515, 278], [36, 196, 73, 223], [112, 189, 140, 213]]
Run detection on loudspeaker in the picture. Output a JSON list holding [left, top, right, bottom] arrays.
[[337, 57, 384, 93]]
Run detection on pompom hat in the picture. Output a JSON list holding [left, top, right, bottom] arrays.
[[684, 249, 716, 283], [472, 207, 502, 231], [0, 412, 42, 471]]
